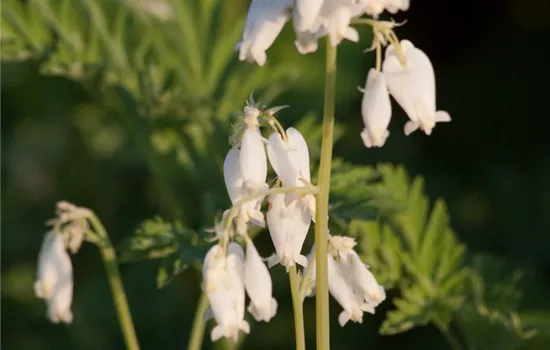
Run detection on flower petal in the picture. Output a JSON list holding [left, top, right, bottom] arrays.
[[240, 128, 267, 188], [245, 240, 278, 322], [361, 68, 392, 147]]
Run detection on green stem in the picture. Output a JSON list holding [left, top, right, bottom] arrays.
[[315, 38, 337, 350], [187, 292, 209, 350], [88, 215, 140, 350], [289, 265, 306, 350], [298, 251, 315, 302], [435, 321, 464, 350]]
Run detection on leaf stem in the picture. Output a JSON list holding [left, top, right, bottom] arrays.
[[187, 292, 209, 350], [315, 38, 338, 350], [434, 321, 464, 350], [88, 214, 140, 350], [289, 265, 306, 350]]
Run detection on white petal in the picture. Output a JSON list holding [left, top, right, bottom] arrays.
[[327, 254, 362, 324], [348, 252, 386, 306], [286, 127, 311, 183], [35, 232, 73, 324], [266, 194, 311, 268], [245, 240, 277, 322], [238, 0, 293, 66], [383, 40, 450, 135], [204, 243, 248, 343], [316, 0, 361, 47], [294, 28, 319, 54], [294, 0, 323, 32], [224, 148, 245, 204], [267, 133, 298, 187], [361, 69, 392, 148], [240, 128, 267, 188]]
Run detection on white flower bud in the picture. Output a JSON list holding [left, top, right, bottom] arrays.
[[203, 243, 250, 343], [34, 231, 74, 324], [360, 69, 392, 148], [236, 0, 293, 66], [244, 239, 278, 322]]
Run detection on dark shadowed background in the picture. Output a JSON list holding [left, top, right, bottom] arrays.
[[2, 0, 550, 349]]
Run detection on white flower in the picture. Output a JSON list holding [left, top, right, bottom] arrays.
[[293, 20, 319, 54], [348, 252, 386, 306], [34, 231, 74, 324], [203, 243, 250, 343], [223, 107, 268, 234], [360, 68, 392, 148], [315, 0, 362, 47], [384, 0, 410, 14], [326, 235, 385, 326], [360, 0, 410, 18], [266, 127, 315, 217], [244, 239, 278, 322], [292, 0, 322, 54], [240, 108, 268, 190], [266, 193, 311, 269], [236, 0, 293, 66], [382, 40, 451, 136], [294, 0, 324, 32], [223, 148, 266, 235], [328, 253, 374, 326]]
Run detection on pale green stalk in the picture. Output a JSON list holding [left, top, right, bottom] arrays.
[[434, 320, 464, 350], [315, 38, 338, 350], [289, 265, 306, 350], [88, 214, 140, 350], [187, 292, 209, 350]]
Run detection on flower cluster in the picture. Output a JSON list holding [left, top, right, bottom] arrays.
[[303, 236, 386, 326], [34, 201, 90, 324], [237, 0, 451, 147], [202, 98, 385, 342], [236, 0, 410, 66]]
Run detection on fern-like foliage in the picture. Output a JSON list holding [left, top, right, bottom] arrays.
[[2, 0, 303, 227], [118, 216, 209, 288], [455, 254, 538, 350], [331, 161, 470, 334]]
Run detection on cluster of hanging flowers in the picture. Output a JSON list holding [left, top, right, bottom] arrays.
[[236, 0, 450, 147], [202, 96, 385, 343], [34, 201, 90, 324]]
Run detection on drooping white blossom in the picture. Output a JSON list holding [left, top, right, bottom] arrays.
[[325, 235, 386, 326], [236, 0, 294, 66], [203, 243, 250, 343], [382, 40, 451, 136], [266, 127, 315, 217], [315, 0, 362, 47], [34, 231, 74, 324], [348, 251, 386, 307], [360, 68, 392, 148], [293, 19, 319, 54], [294, 0, 324, 32], [360, 0, 410, 18], [266, 193, 311, 270], [223, 106, 268, 234], [244, 239, 278, 322], [328, 252, 374, 326]]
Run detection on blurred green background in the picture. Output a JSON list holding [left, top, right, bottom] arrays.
[[2, 0, 550, 349]]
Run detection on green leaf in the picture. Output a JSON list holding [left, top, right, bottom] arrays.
[[341, 164, 469, 334], [118, 216, 181, 262], [455, 254, 538, 350], [156, 245, 209, 289]]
